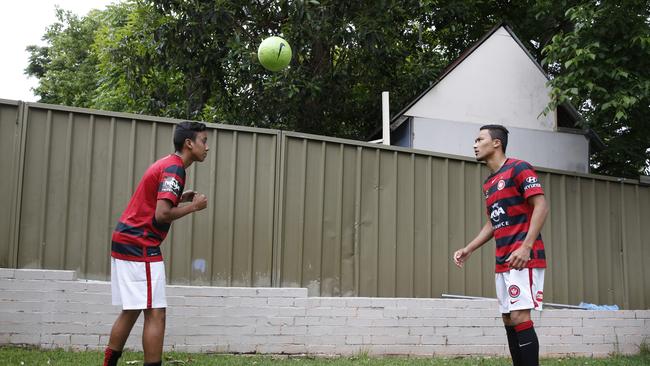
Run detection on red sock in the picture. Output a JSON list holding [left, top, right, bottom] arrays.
[[103, 347, 122, 366]]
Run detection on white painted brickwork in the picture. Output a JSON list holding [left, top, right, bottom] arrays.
[[1, 269, 648, 357]]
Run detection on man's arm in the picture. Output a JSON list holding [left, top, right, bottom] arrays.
[[506, 194, 548, 269], [155, 193, 208, 224], [453, 221, 494, 268]]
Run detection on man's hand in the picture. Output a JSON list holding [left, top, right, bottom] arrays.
[[453, 247, 472, 268], [506, 245, 531, 270], [191, 193, 208, 212], [180, 190, 196, 203]]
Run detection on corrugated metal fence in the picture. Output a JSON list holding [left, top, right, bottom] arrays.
[[2, 100, 649, 309]]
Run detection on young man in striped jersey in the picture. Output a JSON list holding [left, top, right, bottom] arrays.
[[453, 124, 549, 366], [103, 121, 209, 366]]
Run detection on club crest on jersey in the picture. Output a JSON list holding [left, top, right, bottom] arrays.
[[536, 291, 544, 302], [497, 179, 506, 190], [508, 285, 520, 298], [490, 203, 506, 222], [161, 176, 181, 196]]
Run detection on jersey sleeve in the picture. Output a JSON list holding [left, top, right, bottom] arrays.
[[513, 161, 544, 199], [157, 164, 185, 206]]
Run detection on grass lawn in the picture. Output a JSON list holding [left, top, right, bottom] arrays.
[[1, 346, 649, 366]]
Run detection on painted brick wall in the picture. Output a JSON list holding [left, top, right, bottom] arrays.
[[1, 269, 648, 357]]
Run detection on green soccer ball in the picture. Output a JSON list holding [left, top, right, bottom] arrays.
[[257, 36, 292, 72]]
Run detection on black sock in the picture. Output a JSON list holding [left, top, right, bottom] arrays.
[[103, 347, 122, 366], [515, 320, 539, 366], [143, 362, 162, 366], [505, 325, 523, 365]]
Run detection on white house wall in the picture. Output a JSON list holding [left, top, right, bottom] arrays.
[[412, 117, 589, 173], [405, 27, 555, 131]]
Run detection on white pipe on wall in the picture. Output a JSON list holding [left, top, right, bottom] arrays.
[[382, 91, 390, 146]]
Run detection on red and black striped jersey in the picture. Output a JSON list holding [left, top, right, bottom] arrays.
[[111, 154, 185, 262], [483, 158, 546, 273]]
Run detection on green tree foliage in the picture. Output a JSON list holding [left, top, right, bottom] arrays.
[[25, 7, 103, 106], [541, 1, 650, 177], [91, 0, 449, 138], [25, 0, 650, 177]]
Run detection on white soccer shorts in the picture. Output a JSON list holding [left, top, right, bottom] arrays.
[[111, 258, 167, 310], [495, 268, 545, 314]]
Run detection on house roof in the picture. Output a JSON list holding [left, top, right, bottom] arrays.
[[391, 22, 545, 123], [369, 22, 603, 149]]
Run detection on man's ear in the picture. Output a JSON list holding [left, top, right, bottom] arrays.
[[493, 138, 502, 149]]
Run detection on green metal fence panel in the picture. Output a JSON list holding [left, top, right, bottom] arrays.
[[2, 99, 649, 308], [638, 186, 650, 309], [275, 131, 650, 308], [277, 133, 500, 299], [168, 128, 278, 287], [0, 100, 22, 268], [622, 183, 650, 309], [13, 102, 279, 286]]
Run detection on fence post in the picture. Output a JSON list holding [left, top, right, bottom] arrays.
[[619, 181, 630, 309], [271, 131, 285, 287], [8, 102, 27, 268]]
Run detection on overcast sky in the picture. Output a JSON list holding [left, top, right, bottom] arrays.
[[0, 0, 114, 102]]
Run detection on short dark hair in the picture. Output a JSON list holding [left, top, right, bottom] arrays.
[[480, 124, 509, 153], [173, 121, 207, 152]]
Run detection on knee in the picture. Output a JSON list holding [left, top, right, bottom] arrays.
[[509, 310, 530, 325], [146, 308, 166, 322], [501, 314, 514, 327], [121, 309, 141, 321]]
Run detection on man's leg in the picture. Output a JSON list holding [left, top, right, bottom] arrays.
[[104, 310, 141, 366], [497, 272, 524, 365], [502, 314, 523, 366], [142, 308, 166, 365], [510, 309, 539, 366]]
